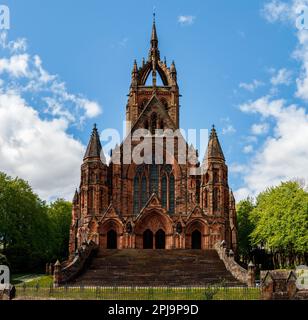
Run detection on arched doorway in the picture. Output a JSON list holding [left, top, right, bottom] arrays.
[[192, 230, 202, 249], [143, 229, 153, 249], [155, 229, 165, 249], [107, 229, 117, 249]]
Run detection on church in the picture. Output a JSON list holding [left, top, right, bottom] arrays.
[[68, 18, 238, 259]]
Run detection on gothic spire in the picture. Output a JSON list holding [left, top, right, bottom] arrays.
[[151, 13, 158, 45], [84, 124, 102, 160], [205, 125, 225, 161], [131, 59, 138, 87], [149, 13, 160, 61]]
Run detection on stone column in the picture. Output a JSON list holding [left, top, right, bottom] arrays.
[[53, 260, 62, 287], [247, 261, 256, 288]]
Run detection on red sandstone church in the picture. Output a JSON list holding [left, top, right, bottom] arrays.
[[68, 18, 238, 258]]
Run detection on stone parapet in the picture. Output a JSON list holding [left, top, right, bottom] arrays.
[[214, 242, 248, 285], [54, 240, 98, 286]]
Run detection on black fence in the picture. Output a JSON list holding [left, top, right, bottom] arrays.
[[15, 283, 261, 300]]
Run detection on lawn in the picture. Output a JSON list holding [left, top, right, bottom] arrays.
[[13, 276, 261, 300]]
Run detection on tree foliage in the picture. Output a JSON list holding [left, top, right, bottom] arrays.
[[0, 172, 72, 272], [236, 198, 255, 263], [47, 199, 72, 262], [249, 181, 308, 267]]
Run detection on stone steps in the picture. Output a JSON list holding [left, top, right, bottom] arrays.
[[71, 249, 244, 287]]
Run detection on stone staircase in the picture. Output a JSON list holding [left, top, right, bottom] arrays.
[[71, 249, 244, 287]]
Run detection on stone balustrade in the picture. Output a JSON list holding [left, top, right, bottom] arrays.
[[214, 242, 255, 286], [53, 240, 98, 286]]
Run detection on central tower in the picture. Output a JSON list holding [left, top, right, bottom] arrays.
[[126, 15, 180, 133]]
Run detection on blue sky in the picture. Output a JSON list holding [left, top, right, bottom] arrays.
[[1, 0, 308, 201]]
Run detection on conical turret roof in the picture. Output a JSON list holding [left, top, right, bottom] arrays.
[[84, 124, 102, 160], [205, 126, 225, 161]]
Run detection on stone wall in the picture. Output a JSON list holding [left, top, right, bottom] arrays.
[[54, 240, 98, 286], [214, 242, 249, 285], [261, 270, 298, 300]]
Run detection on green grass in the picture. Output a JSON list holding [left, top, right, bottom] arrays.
[[13, 274, 261, 300], [11, 274, 47, 285], [14, 282, 261, 300]]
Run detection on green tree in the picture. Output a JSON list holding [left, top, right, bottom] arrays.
[[47, 199, 72, 261], [236, 198, 255, 263], [250, 181, 308, 268], [0, 172, 52, 272]]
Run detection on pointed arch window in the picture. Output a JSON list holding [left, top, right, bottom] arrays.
[[133, 176, 140, 214], [150, 165, 159, 194], [161, 174, 167, 208], [204, 189, 208, 209], [196, 179, 201, 204], [141, 175, 147, 208], [169, 174, 175, 214]]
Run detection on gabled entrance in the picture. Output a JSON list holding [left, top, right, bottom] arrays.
[[155, 229, 165, 249], [192, 230, 201, 249], [107, 229, 117, 249], [143, 229, 153, 249]]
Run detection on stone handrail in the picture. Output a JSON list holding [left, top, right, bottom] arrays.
[[214, 242, 248, 285], [55, 240, 98, 285]]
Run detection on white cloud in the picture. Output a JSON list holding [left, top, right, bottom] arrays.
[[239, 79, 264, 92], [221, 117, 236, 135], [234, 188, 251, 201], [0, 54, 29, 77], [245, 135, 258, 143], [178, 15, 196, 26], [261, 0, 291, 23], [262, 1, 308, 100], [0, 32, 27, 53], [80, 99, 102, 118], [0, 32, 103, 200], [294, 30, 308, 100], [237, 96, 308, 199], [271, 68, 292, 85], [222, 124, 236, 135], [233, 1, 308, 201], [251, 123, 270, 135], [0, 32, 103, 124], [243, 145, 254, 154], [230, 163, 249, 175], [0, 92, 84, 201]]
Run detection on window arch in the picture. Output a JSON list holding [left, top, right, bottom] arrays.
[[169, 174, 175, 214], [150, 165, 159, 194], [141, 175, 147, 208], [133, 176, 140, 214], [161, 174, 167, 208], [204, 189, 208, 209]]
